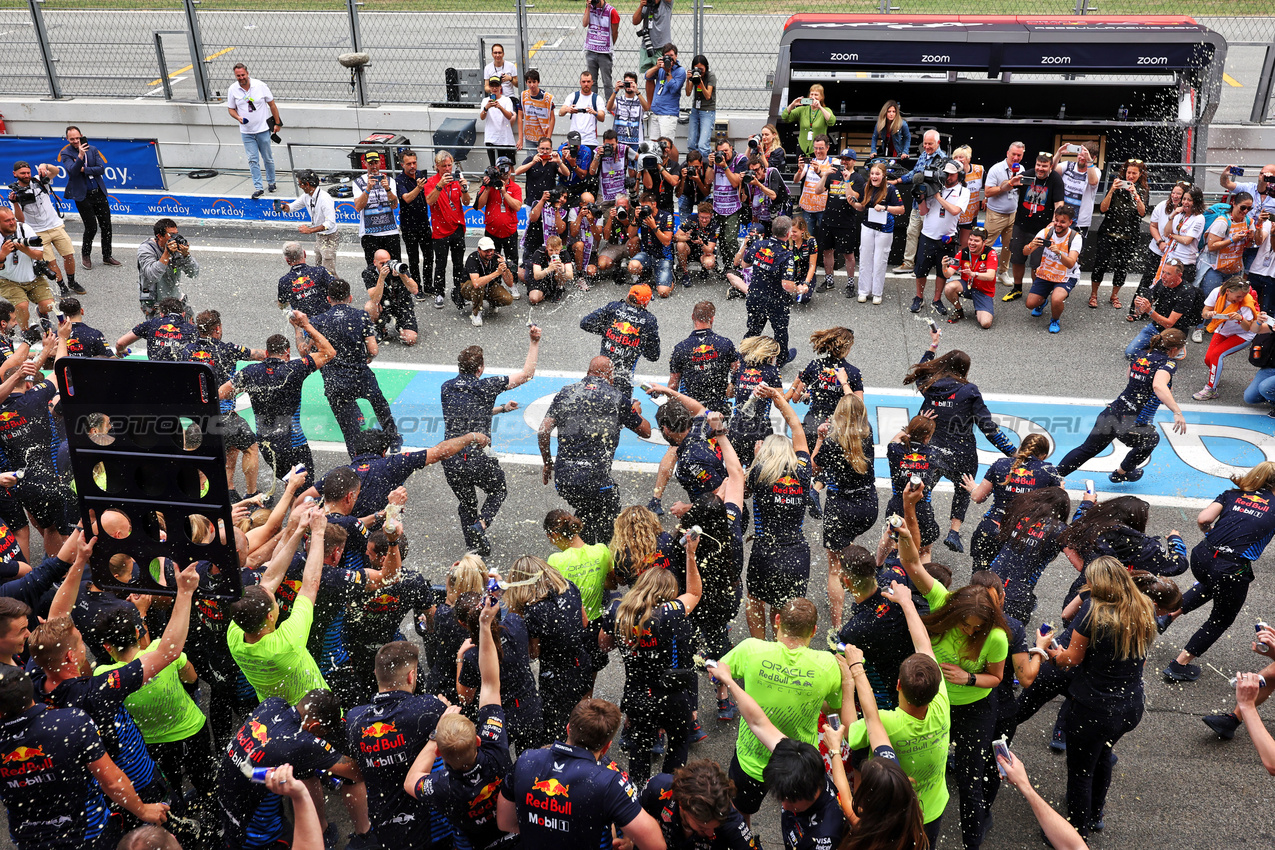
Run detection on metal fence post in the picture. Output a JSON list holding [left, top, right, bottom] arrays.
[[346, 0, 370, 107], [692, 0, 702, 58], [182, 0, 211, 101], [514, 0, 530, 102], [27, 0, 62, 99], [1251, 43, 1275, 124]]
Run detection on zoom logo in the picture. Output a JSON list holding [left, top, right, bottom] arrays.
[[829, 53, 859, 61]]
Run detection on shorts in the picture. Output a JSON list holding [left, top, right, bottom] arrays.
[[17, 480, 74, 534], [746, 538, 811, 607], [915, 233, 949, 279], [0, 276, 53, 307], [819, 224, 860, 256], [37, 224, 73, 260], [970, 289, 995, 315], [728, 752, 769, 815], [220, 411, 258, 451], [1029, 274, 1077, 299], [1010, 225, 1044, 267], [598, 242, 630, 264]]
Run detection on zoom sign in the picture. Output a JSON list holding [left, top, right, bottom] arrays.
[[791, 39, 1207, 71]]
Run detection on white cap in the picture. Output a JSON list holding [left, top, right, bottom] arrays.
[[477, 236, 496, 251]]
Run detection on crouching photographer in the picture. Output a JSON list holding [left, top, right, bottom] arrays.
[[596, 196, 637, 280], [572, 201, 606, 280], [639, 137, 680, 213], [0, 207, 55, 330], [626, 191, 675, 297], [463, 236, 516, 324], [137, 217, 199, 318], [362, 248, 419, 345]]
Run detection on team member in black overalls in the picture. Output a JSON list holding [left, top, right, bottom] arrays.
[[743, 386, 812, 639], [960, 433, 1062, 571], [834, 545, 911, 710], [885, 414, 940, 553], [646, 388, 728, 519], [539, 356, 653, 545], [581, 283, 661, 396], [115, 296, 196, 360], [988, 487, 1072, 622], [310, 277, 401, 454], [496, 699, 665, 850], [1061, 495, 1188, 582], [503, 554, 594, 744], [813, 395, 878, 630], [1055, 328, 1187, 483], [1161, 462, 1275, 682], [441, 327, 541, 555], [788, 326, 864, 519], [904, 325, 1017, 554], [727, 217, 803, 366], [641, 761, 757, 850], [456, 591, 545, 752], [347, 641, 447, 850], [727, 335, 783, 467]]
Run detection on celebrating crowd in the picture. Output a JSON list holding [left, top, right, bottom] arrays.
[[2, 56, 1275, 850]]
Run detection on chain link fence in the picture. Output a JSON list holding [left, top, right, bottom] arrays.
[[0, 0, 50, 96], [40, 0, 186, 98]]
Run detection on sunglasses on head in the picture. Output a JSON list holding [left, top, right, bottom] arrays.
[[1126, 159, 1144, 165]]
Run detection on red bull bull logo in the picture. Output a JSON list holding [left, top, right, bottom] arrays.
[[360, 721, 405, 752], [612, 321, 639, 336], [527, 777, 572, 814], [1, 745, 52, 776], [249, 720, 270, 744], [470, 779, 501, 809], [362, 722, 398, 738], [1, 746, 44, 764]]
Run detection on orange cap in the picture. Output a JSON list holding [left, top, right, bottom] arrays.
[[629, 284, 652, 306]]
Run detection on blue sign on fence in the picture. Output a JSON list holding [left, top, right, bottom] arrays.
[[0, 136, 165, 191]]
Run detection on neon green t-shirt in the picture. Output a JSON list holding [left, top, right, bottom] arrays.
[[924, 584, 1009, 706], [847, 678, 951, 823], [721, 637, 843, 780], [95, 648, 206, 744], [548, 544, 612, 621], [227, 593, 328, 705]]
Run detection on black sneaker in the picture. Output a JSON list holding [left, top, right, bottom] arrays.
[[69, 281, 87, 295], [251, 189, 265, 200], [647, 497, 665, 516], [931, 299, 948, 316], [268, 183, 277, 193], [807, 490, 823, 520], [942, 528, 963, 553], [1109, 467, 1145, 483], [909, 295, 924, 313], [1203, 712, 1241, 739], [818, 275, 835, 292], [785, 347, 797, 364], [468, 521, 491, 557], [844, 285, 855, 299], [1163, 659, 1201, 682]]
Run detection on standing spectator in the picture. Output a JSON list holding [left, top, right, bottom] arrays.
[[608, 71, 648, 149], [1151, 185, 1206, 288], [794, 135, 832, 234], [982, 141, 1026, 285], [1199, 193, 1257, 306], [1052, 142, 1100, 234], [476, 156, 523, 275], [853, 160, 904, 304], [756, 123, 786, 170], [1250, 207, 1275, 316], [870, 100, 911, 162], [57, 126, 117, 269], [1220, 162, 1275, 269], [484, 42, 519, 101], [910, 161, 969, 315], [634, 0, 674, 81], [226, 62, 281, 200], [780, 86, 835, 157], [518, 70, 555, 151], [0, 207, 56, 330], [559, 72, 607, 149], [394, 150, 433, 299], [951, 145, 983, 249], [1003, 151, 1065, 301], [890, 130, 946, 275], [708, 137, 748, 266], [685, 55, 716, 157], [136, 218, 198, 318], [583, 0, 622, 100], [8, 161, 81, 296], [744, 153, 787, 239], [352, 151, 400, 266], [285, 169, 340, 276], [816, 147, 863, 294], [641, 137, 681, 213], [1088, 159, 1149, 310], [515, 136, 563, 203], [424, 150, 472, 311], [644, 44, 685, 143], [481, 76, 518, 167]]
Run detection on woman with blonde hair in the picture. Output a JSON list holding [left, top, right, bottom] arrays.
[[757, 122, 786, 170], [960, 432, 1062, 571], [812, 394, 878, 629], [606, 532, 701, 785], [608, 504, 674, 586], [727, 335, 784, 467], [1161, 461, 1275, 681], [781, 85, 836, 156], [1045, 556, 1156, 837], [502, 554, 593, 741], [870, 99, 910, 162], [421, 555, 486, 703], [744, 387, 812, 639], [886, 414, 939, 553], [951, 144, 984, 250]]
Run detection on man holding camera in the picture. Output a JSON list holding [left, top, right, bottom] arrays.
[[675, 201, 720, 287], [516, 137, 564, 203], [982, 141, 1026, 286], [817, 147, 864, 295], [1051, 142, 1100, 235], [590, 130, 634, 206], [424, 151, 472, 311], [795, 135, 833, 235], [481, 76, 518, 168], [353, 151, 401, 267], [626, 191, 676, 298], [633, 0, 674, 81], [596, 196, 637, 280], [704, 138, 748, 274], [560, 72, 607, 150], [891, 129, 946, 275], [227, 63, 281, 200], [583, 0, 623, 101], [475, 156, 523, 274], [361, 249, 419, 345], [608, 71, 648, 148], [8, 161, 80, 297], [392, 150, 433, 300], [0, 207, 55, 330], [644, 44, 684, 144], [910, 160, 969, 315], [557, 130, 596, 200], [137, 217, 199, 318], [285, 169, 341, 276], [58, 126, 117, 270], [1004, 152, 1065, 301], [463, 237, 516, 327], [640, 137, 681, 213], [678, 150, 710, 219]]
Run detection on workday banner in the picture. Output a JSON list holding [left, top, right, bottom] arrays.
[[0, 136, 164, 191]]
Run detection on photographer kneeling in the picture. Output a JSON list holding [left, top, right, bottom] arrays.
[[597, 196, 637, 280], [463, 236, 516, 325], [626, 191, 676, 297], [0, 207, 56, 330], [675, 201, 720, 288], [910, 160, 968, 315], [362, 248, 419, 345]]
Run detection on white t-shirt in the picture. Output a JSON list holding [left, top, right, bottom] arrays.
[[1165, 212, 1206, 265], [228, 78, 275, 135], [1251, 220, 1275, 278], [1148, 199, 1174, 255], [1033, 226, 1084, 283], [567, 92, 603, 146], [1058, 162, 1099, 227], [0, 222, 37, 283], [921, 184, 971, 240], [12, 182, 61, 232], [983, 160, 1019, 215], [483, 96, 516, 146], [1205, 287, 1257, 339], [484, 61, 519, 99]]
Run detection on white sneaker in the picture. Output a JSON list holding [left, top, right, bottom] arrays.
[[857, 294, 867, 303], [490, 305, 499, 316], [872, 296, 882, 305], [511, 287, 521, 300], [471, 313, 483, 327], [1190, 328, 1204, 344]]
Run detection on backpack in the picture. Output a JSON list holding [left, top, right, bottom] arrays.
[[1251, 329, 1275, 368], [1201, 202, 1232, 238]]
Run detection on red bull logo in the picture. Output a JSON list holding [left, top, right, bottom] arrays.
[[1, 746, 44, 763], [471, 779, 501, 809], [612, 321, 639, 336], [0, 745, 51, 776], [531, 778, 569, 797], [362, 722, 398, 738], [1247, 494, 1271, 505], [0, 412, 18, 423], [691, 344, 712, 355], [359, 721, 405, 753], [249, 720, 270, 744], [527, 777, 572, 815], [658, 787, 673, 800]]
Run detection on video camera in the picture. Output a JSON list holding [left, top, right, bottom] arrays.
[[912, 155, 955, 204], [638, 141, 662, 173]]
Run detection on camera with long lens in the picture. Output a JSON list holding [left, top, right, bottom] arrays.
[[484, 165, 502, 185], [638, 141, 661, 173], [714, 151, 727, 166], [33, 259, 56, 280], [639, 204, 653, 219], [747, 134, 763, 151], [586, 202, 604, 218], [911, 155, 952, 204], [601, 143, 617, 161], [9, 235, 42, 250], [615, 206, 630, 223], [386, 260, 409, 275]]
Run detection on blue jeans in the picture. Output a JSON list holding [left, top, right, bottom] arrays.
[[1124, 322, 1159, 360], [632, 251, 674, 291], [241, 129, 276, 190], [1245, 367, 1275, 405], [687, 108, 716, 156]]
